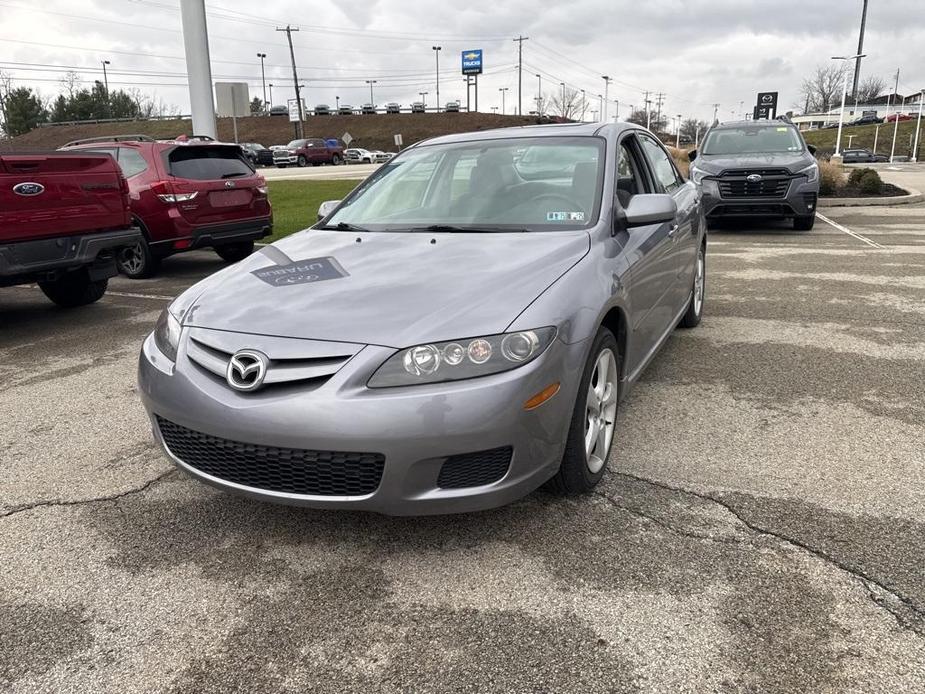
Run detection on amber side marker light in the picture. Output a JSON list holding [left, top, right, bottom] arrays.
[[524, 382, 560, 411]]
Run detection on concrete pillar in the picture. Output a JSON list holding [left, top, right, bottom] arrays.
[[180, 0, 217, 140]]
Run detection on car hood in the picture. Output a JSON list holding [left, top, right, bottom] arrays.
[[183, 229, 590, 347], [694, 152, 812, 174]]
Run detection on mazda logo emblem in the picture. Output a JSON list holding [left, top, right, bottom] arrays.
[[226, 349, 269, 391], [13, 182, 45, 196], [746, 174, 763, 183]]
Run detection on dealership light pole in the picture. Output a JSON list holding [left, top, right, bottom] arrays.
[[535, 74, 542, 116], [602, 75, 611, 121], [890, 94, 906, 162], [268, 83, 274, 107], [559, 82, 565, 115], [257, 53, 267, 112], [432, 46, 441, 112], [180, 0, 217, 139], [613, 99, 620, 122], [419, 91, 428, 110], [831, 53, 865, 159], [580, 89, 586, 121], [913, 89, 925, 162], [676, 114, 682, 147], [499, 87, 509, 115], [101, 59, 111, 118], [365, 79, 377, 106]]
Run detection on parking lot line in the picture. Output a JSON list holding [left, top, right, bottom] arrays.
[[105, 290, 175, 301], [816, 212, 885, 249]]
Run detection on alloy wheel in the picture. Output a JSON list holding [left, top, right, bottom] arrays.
[[119, 243, 144, 275], [693, 248, 705, 316], [584, 348, 618, 474]]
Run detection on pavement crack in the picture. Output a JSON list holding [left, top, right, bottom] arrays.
[[614, 471, 925, 637], [0, 468, 175, 520]]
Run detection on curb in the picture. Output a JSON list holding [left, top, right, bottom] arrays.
[[819, 188, 923, 208]]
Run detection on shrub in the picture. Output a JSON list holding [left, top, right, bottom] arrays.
[[818, 159, 845, 196], [858, 170, 883, 195], [849, 167, 876, 185]]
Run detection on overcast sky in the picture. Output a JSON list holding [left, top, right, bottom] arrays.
[[2, 0, 924, 123]]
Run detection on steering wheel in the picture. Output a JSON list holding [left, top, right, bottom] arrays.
[[498, 193, 587, 224]]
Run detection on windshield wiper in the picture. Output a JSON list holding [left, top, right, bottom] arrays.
[[221, 172, 248, 179], [407, 224, 530, 233], [318, 221, 371, 232]]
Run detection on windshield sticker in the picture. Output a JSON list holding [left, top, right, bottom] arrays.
[[547, 211, 585, 222], [251, 256, 348, 287]]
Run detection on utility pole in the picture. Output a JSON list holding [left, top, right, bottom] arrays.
[[535, 74, 542, 116], [269, 84, 274, 107], [601, 75, 612, 121], [676, 114, 682, 147], [499, 87, 509, 115], [712, 103, 720, 125], [852, 0, 869, 100], [257, 53, 267, 112], [655, 92, 665, 131], [513, 36, 528, 116], [643, 91, 652, 129], [599, 94, 604, 121], [580, 89, 586, 121], [277, 25, 304, 139], [365, 79, 377, 106], [560, 82, 566, 114], [432, 45, 442, 112], [180, 0, 217, 140]]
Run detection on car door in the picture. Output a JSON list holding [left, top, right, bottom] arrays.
[[638, 134, 699, 318], [616, 134, 679, 374]]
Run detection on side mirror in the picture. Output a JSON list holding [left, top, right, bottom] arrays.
[[807, 144, 818, 156], [688, 149, 697, 161], [317, 199, 342, 222], [623, 194, 678, 228]]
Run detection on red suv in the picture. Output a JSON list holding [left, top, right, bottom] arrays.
[[61, 135, 272, 278]]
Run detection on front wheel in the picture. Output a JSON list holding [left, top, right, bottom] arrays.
[[678, 243, 705, 328], [214, 241, 255, 263], [332, 154, 343, 165], [297, 155, 307, 167], [38, 269, 108, 308], [793, 214, 815, 231], [548, 328, 620, 495], [117, 239, 159, 279]]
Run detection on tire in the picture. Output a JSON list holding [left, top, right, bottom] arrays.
[[793, 214, 815, 231], [678, 242, 706, 329], [548, 328, 620, 495], [117, 239, 160, 279], [214, 241, 255, 263], [297, 155, 307, 167], [38, 269, 108, 308], [332, 154, 343, 166]]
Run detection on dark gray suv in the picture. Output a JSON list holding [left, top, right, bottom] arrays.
[[689, 120, 819, 231]]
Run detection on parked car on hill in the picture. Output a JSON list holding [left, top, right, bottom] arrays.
[[386, 102, 401, 114], [885, 113, 913, 123], [1, 151, 141, 306], [445, 102, 460, 113], [273, 138, 345, 168], [411, 102, 425, 113], [314, 104, 331, 116], [338, 105, 353, 115], [841, 148, 889, 163], [269, 105, 288, 116], [138, 122, 707, 514], [361, 104, 377, 115], [849, 114, 883, 126], [61, 135, 272, 278]]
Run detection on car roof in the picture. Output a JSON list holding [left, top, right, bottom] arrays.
[[413, 121, 641, 148], [713, 120, 796, 129]]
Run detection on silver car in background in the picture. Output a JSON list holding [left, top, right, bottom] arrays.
[[138, 122, 706, 515]]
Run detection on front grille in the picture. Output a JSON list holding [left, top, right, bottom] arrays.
[[718, 178, 791, 198], [437, 447, 513, 489], [156, 416, 385, 496]]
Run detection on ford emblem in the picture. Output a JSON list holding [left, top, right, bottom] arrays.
[[746, 174, 763, 183], [13, 182, 45, 196]]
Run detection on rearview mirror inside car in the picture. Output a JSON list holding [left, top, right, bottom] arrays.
[[688, 149, 697, 161], [317, 200, 342, 221], [623, 194, 678, 228]]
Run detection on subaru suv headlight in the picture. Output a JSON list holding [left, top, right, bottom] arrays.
[[797, 162, 819, 183], [689, 166, 710, 185], [153, 308, 181, 362], [368, 328, 557, 387]]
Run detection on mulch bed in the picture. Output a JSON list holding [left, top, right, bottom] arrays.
[[823, 183, 909, 198]]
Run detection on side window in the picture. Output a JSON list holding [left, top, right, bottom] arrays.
[[640, 136, 683, 193], [616, 138, 650, 207], [117, 148, 148, 178]]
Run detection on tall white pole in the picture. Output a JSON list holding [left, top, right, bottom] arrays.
[[834, 66, 850, 157], [890, 95, 906, 162], [873, 124, 879, 154], [180, 0, 217, 140], [913, 90, 924, 163]]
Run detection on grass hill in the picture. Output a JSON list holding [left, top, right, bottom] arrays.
[[3, 112, 544, 152], [803, 119, 922, 158]]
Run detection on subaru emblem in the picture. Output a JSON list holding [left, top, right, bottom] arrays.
[[746, 174, 763, 183], [224, 180, 236, 188], [13, 182, 45, 196]]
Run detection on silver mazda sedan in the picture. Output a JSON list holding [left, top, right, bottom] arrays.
[[138, 122, 706, 515]]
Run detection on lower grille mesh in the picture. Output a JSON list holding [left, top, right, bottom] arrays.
[[437, 447, 513, 489], [156, 416, 384, 496]]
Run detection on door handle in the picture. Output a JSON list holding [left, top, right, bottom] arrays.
[[667, 224, 679, 238]]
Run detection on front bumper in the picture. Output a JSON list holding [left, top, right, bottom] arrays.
[[701, 177, 819, 219], [138, 330, 585, 515], [274, 155, 298, 166]]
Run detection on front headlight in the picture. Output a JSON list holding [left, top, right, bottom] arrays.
[[689, 166, 710, 185], [797, 163, 819, 183], [368, 328, 557, 388], [153, 308, 181, 362]]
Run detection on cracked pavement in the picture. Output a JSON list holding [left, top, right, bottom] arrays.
[[2, 190, 925, 692]]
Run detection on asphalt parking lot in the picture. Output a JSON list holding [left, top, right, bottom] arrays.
[[2, 199, 925, 692]]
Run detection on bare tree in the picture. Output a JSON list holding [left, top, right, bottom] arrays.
[[800, 64, 847, 114], [549, 87, 588, 121], [855, 75, 886, 104], [626, 108, 667, 133], [60, 71, 82, 99]]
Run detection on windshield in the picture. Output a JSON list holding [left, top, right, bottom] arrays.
[[325, 136, 604, 232], [702, 126, 804, 155]]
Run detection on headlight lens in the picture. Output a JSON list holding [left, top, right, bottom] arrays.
[[368, 327, 557, 387], [153, 308, 181, 362], [797, 162, 819, 183], [689, 166, 710, 185]]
